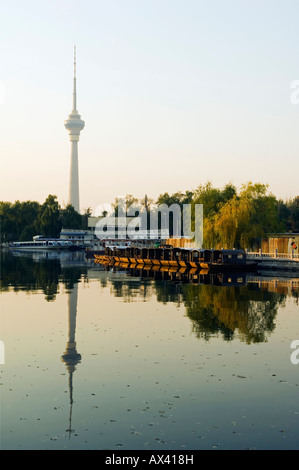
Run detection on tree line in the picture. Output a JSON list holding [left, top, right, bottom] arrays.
[[156, 182, 299, 249], [1, 182, 298, 248], [112, 182, 298, 249], [0, 195, 91, 243]]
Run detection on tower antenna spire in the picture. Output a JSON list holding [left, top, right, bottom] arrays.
[[73, 44, 77, 111], [74, 44, 76, 79]]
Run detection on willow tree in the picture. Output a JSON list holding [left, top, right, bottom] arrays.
[[204, 182, 285, 249], [192, 182, 236, 219]]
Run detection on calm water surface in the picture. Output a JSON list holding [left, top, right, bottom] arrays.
[[1, 250, 299, 450]]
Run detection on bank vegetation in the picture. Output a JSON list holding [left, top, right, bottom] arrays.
[[1, 182, 298, 249]]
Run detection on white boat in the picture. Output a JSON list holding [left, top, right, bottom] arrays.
[[7, 230, 96, 252], [8, 240, 64, 250]]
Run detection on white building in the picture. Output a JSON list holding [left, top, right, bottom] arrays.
[[60, 229, 94, 246]]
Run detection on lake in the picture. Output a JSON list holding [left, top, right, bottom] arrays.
[[0, 250, 299, 450]]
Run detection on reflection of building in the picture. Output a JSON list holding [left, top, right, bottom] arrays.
[[61, 283, 81, 437], [247, 275, 299, 296]]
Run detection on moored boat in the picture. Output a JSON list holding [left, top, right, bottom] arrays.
[[8, 240, 63, 250], [8, 231, 94, 252], [92, 245, 258, 271]]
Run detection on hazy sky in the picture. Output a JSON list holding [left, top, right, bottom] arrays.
[[1, 0, 298, 213]]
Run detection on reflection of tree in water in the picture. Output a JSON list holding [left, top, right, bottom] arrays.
[[0, 253, 291, 343], [106, 273, 287, 343], [0, 251, 85, 301], [179, 283, 286, 344]]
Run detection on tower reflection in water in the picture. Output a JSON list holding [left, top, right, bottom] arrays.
[[61, 283, 81, 438]]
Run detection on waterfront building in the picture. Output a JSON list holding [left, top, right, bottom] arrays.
[[60, 228, 95, 246], [260, 233, 299, 255]]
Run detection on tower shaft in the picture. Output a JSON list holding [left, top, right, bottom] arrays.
[[69, 141, 80, 213]]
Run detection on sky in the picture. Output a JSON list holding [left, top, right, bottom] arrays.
[[1, 0, 299, 214]]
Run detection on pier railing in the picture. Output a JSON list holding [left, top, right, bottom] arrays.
[[246, 250, 299, 261]]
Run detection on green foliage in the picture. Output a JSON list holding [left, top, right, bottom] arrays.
[[192, 182, 235, 218], [155, 191, 194, 236], [112, 195, 140, 216], [203, 182, 286, 249], [0, 195, 85, 242], [60, 204, 83, 230], [35, 195, 62, 238], [278, 196, 299, 232], [154, 181, 297, 248], [0, 184, 298, 245], [156, 190, 193, 207], [81, 207, 93, 230], [0, 200, 40, 242]]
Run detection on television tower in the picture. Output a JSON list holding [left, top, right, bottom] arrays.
[[64, 45, 85, 213]]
